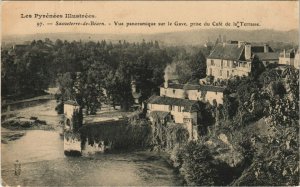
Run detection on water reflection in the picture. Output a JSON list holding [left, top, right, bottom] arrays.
[[2, 131, 181, 186], [2, 131, 64, 165]]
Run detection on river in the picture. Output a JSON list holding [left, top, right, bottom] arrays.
[[1, 101, 181, 186]]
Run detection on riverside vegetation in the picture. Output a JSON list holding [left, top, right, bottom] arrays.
[[2, 39, 298, 185]]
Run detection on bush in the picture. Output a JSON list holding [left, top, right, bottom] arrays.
[[55, 101, 64, 114], [179, 142, 223, 185]]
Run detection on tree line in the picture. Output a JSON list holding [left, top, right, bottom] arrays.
[[1, 39, 208, 113]]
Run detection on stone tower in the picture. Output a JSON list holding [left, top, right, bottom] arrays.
[[63, 100, 82, 156]]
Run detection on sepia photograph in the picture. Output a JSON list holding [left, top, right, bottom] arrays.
[[1, 1, 299, 186]]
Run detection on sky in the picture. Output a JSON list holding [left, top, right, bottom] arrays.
[[2, 1, 299, 36]]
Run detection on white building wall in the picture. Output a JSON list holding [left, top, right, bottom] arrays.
[[207, 58, 250, 80], [148, 103, 197, 124], [206, 92, 223, 105], [160, 87, 224, 105], [187, 90, 199, 100], [279, 57, 294, 66], [147, 103, 198, 140], [294, 53, 300, 69], [64, 104, 79, 119]]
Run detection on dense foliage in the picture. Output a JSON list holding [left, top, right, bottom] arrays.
[[72, 108, 83, 132], [2, 41, 52, 98], [210, 66, 299, 185], [2, 39, 208, 112], [165, 67, 299, 186], [80, 119, 152, 150], [2, 38, 298, 185]]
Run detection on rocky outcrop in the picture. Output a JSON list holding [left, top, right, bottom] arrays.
[[204, 133, 244, 168]]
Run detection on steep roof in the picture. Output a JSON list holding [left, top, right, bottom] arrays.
[[200, 85, 226, 92], [149, 111, 170, 120], [208, 42, 274, 61], [147, 96, 199, 112], [251, 45, 274, 53], [255, 52, 279, 61], [207, 43, 244, 60], [166, 83, 199, 90], [164, 83, 225, 92]]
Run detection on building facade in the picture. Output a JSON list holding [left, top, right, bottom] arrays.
[[160, 82, 225, 105], [206, 41, 276, 80], [146, 95, 199, 140]]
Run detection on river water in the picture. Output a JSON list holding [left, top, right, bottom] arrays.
[[1, 101, 181, 186]]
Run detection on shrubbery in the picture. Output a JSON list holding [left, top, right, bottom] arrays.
[[80, 118, 152, 151], [170, 141, 234, 186]]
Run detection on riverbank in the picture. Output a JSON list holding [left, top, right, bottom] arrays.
[[1, 100, 183, 186], [2, 100, 63, 130], [1, 128, 25, 144], [1, 100, 61, 145], [2, 135, 182, 186]]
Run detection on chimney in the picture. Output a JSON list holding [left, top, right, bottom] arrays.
[[131, 80, 136, 93], [238, 41, 245, 48], [164, 80, 168, 88], [245, 44, 252, 60], [264, 44, 269, 53]]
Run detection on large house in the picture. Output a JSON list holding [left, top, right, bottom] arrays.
[[206, 41, 277, 80], [145, 95, 199, 140], [160, 81, 225, 105]]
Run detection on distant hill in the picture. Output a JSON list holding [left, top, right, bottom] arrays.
[[2, 29, 299, 46]]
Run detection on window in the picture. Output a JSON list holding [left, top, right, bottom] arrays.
[[211, 60, 214, 66], [221, 60, 223, 68], [183, 118, 192, 123], [219, 70, 222, 76], [227, 60, 230, 67], [173, 89, 175, 94], [178, 106, 182, 112], [227, 71, 229, 77], [66, 119, 70, 126], [232, 61, 236, 68], [169, 105, 172, 111]]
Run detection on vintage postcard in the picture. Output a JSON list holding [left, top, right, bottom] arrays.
[[1, 1, 299, 186]]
